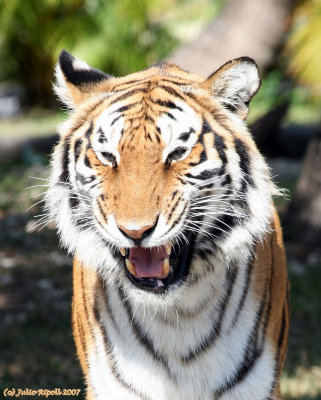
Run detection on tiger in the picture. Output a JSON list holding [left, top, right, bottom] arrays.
[[45, 49, 289, 400]]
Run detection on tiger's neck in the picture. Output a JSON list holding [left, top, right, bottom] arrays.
[[72, 248, 252, 370], [72, 213, 288, 399]]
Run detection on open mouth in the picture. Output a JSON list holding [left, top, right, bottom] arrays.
[[119, 234, 195, 293]]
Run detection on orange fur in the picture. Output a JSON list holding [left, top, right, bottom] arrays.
[[51, 53, 289, 399]]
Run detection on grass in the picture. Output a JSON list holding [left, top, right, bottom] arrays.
[[0, 157, 320, 399], [281, 266, 321, 399]]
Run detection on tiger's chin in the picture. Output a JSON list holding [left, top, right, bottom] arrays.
[[116, 232, 196, 293]]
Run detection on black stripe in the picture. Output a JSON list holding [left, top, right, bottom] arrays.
[[186, 169, 219, 181], [208, 129, 230, 186], [93, 290, 150, 400], [171, 190, 178, 201], [80, 268, 95, 361], [188, 149, 207, 168], [214, 278, 270, 397], [170, 202, 188, 231], [277, 305, 287, 350], [69, 194, 79, 209], [177, 177, 186, 185], [269, 299, 289, 398], [110, 115, 121, 126], [179, 128, 195, 142], [160, 78, 192, 85], [74, 139, 82, 162], [84, 153, 91, 167], [113, 76, 155, 89], [152, 99, 183, 111], [182, 265, 238, 362], [75, 314, 87, 362], [165, 111, 176, 120], [145, 115, 156, 125], [286, 281, 291, 319], [155, 133, 161, 143], [101, 288, 121, 336], [109, 89, 147, 105], [234, 138, 254, 188], [73, 268, 100, 400], [97, 198, 108, 223], [59, 50, 109, 86], [59, 139, 70, 184], [201, 118, 212, 137], [168, 195, 182, 221], [97, 127, 107, 143], [221, 174, 232, 185], [115, 102, 140, 113], [117, 286, 175, 380], [230, 257, 253, 328], [194, 247, 213, 261], [158, 85, 185, 101], [85, 122, 93, 139], [208, 213, 238, 239], [217, 246, 275, 397], [214, 132, 227, 165]]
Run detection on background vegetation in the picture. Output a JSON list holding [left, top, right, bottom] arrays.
[[0, 0, 320, 399]]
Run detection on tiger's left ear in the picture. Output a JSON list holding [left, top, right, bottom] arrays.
[[201, 57, 261, 120], [54, 50, 111, 109]]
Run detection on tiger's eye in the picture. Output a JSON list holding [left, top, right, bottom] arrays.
[[101, 152, 117, 167], [165, 147, 187, 167]]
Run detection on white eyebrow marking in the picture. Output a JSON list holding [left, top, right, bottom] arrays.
[[92, 104, 126, 163], [157, 100, 201, 162]]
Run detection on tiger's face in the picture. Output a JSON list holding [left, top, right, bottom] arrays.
[[47, 51, 273, 294]]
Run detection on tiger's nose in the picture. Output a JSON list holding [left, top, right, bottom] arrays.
[[118, 224, 155, 242]]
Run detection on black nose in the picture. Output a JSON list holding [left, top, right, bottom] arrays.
[[118, 223, 156, 245]]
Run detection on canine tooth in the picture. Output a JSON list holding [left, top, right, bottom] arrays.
[[165, 243, 171, 255], [125, 259, 136, 276], [162, 258, 170, 276], [120, 248, 126, 256]]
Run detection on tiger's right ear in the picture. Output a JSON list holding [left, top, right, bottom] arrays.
[[200, 57, 261, 120], [54, 50, 111, 109]]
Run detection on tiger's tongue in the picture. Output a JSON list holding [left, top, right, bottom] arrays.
[[129, 246, 168, 279]]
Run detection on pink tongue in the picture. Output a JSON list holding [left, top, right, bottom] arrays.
[[129, 246, 168, 279]]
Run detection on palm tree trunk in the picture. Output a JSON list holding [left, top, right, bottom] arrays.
[[168, 0, 294, 76]]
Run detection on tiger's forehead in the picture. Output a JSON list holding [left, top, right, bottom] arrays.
[[92, 85, 202, 153], [108, 62, 203, 88]]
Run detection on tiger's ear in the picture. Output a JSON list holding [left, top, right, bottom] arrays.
[[54, 50, 110, 109], [201, 57, 261, 120]]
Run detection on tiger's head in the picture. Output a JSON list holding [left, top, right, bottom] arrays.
[[47, 50, 275, 296]]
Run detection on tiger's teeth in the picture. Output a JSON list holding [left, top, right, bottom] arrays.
[[125, 259, 137, 276], [120, 248, 126, 256], [165, 243, 172, 256], [162, 258, 170, 276]]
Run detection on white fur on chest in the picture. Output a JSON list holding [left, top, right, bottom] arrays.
[[86, 258, 276, 400]]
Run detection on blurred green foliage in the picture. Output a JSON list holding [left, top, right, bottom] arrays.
[[0, 0, 320, 114], [0, 0, 178, 106], [249, 68, 321, 125], [249, 0, 321, 125], [0, 0, 223, 107], [285, 0, 321, 95]]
